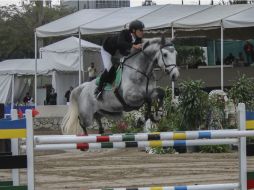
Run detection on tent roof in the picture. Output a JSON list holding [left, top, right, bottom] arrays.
[[36, 4, 254, 38], [39, 36, 101, 53], [0, 59, 76, 75], [173, 4, 253, 29], [80, 4, 211, 34], [223, 6, 254, 28], [36, 8, 119, 37], [139, 4, 210, 31], [80, 5, 164, 34]]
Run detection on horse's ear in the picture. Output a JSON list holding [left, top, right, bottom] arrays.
[[142, 40, 150, 51], [161, 35, 166, 46]]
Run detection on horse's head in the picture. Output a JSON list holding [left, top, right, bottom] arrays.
[[142, 37, 179, 81]]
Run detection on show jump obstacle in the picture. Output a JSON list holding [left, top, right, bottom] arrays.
[[1, 103, 254, 190]]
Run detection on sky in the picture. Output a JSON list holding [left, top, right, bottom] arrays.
[[0, 0, 223, 7]]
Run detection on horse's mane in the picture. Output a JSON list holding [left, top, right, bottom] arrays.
[[142, 38, 161, 45], [142, 37, 173, 46]]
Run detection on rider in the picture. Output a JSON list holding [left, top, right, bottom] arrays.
[[95, 20, 145, 100]]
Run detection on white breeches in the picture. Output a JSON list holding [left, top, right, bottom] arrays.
[[101, 47, 112, 71]]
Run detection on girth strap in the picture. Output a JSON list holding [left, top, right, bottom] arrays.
[[114, 88, 141, 112]]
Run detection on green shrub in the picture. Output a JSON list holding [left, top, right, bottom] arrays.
[[178, 80, 209, 130], [228, 74, 254, 110], [200, 145, 231, 153], [156, 87, 181, 132], [148, 147, 176, 154]]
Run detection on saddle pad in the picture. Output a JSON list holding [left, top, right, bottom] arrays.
[[95, 67, 122, 91]]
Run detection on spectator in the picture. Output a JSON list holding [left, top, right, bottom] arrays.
[[23, 92, 31, 105], [48, 88, 57, 105], [64, 86, 73, 104], [88, 62, 97, 81], [224, 53, 235, 65], [243, 40, 254, 66]]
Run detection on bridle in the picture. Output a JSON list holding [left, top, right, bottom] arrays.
[[114, 42, 177, 111], [159, 43, 177, 76], [123, 43, 177, 80]]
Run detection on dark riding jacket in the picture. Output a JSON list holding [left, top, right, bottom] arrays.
[[103, 29, 142, 56]]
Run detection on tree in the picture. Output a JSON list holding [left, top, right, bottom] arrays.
[[0, 3, 71, 61]]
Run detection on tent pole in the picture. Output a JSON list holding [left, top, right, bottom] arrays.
[[11, 74, 15, 109], [171, 26, 175, 100], [79, 29, 82, 85], [220, 24, 224, 90], [34, 32, 38, 106], [213, 40, 216, 65]]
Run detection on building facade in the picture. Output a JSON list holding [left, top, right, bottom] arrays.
[[61, 0, 130, 10]]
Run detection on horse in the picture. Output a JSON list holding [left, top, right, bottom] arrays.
[[61, 37, 179, 135]]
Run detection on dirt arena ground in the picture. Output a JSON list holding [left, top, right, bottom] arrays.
[[1, 129, 254, 190]]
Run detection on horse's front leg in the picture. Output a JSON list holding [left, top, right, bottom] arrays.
[[149, 87, 166, 122], [145, 98, 152, 121], [94, 113, 104, 134]]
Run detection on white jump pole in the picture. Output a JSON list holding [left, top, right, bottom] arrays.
[[11, 109, 20, 186], [238, 103, 247, 190], [26, 110, 35, 190]]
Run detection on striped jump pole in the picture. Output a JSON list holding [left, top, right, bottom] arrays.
[[30, 139, 239, 151], [0, 109, 34, 190], [246, 111, 254, 130], [34, 130, 254, 145], [90, 183, 240, 190]]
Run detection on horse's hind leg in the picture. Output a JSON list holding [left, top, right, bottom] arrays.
[[78, 116, 88, 135], [94, 113, 104, 134], [78, 112, 94, 135]]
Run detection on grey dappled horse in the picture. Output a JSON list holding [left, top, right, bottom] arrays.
[[61, 37, 179, 135]]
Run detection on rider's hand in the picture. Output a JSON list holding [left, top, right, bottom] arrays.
[[132, 44, 142, 50]]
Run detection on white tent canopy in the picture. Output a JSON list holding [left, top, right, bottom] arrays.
[[173, 4, 253, 29], [40, 37, 102, 105], [139, 5, 210, 31], [36, 8, 120, 37], [0, 59, 76, 75], [40, 36, 101, 70], [0, 59, 77, 104], [36, 4, 254, 37], [40, 36, 100, 52], [223, 6, 254, 28], [0, 37, 102, 105], [80, 5, 164, 34]]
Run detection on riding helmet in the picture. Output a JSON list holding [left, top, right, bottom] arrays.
[[129, 20, 145, 31]]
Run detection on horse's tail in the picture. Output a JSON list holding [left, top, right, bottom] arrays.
[[61, 87, 82, 135]]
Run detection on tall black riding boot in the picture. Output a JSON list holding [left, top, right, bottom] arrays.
[[94, 70, 108, 100], [107, 66, 117, 84]]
